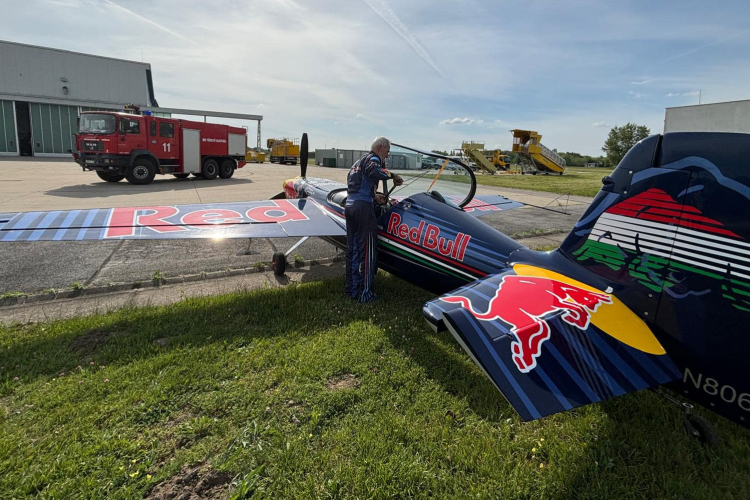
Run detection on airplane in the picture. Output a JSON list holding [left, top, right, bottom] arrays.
[[1, 131, 749, 444]]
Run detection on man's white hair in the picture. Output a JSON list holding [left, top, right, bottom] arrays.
[[371, 136, 391, 152]]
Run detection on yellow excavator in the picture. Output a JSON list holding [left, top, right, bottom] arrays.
[[510, 129, 566, 174]]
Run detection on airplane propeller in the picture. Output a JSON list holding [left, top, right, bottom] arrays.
[[300, 133, 308, 178]]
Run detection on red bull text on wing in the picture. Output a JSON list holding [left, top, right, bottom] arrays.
[[441, 276, 612, 372]]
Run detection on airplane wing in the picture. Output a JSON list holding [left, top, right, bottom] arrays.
[[466, 194, 525, 216], [449, 194, 524, 218], [0, 199, 345, 242], [422, 264, 680, 421]]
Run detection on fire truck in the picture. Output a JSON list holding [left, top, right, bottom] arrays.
[[73, 110, 248, 185]]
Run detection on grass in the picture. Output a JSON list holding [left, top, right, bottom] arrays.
[[473, 166, 609, 197], [1, 274, 749, 498], [401, 166, 607, 198]]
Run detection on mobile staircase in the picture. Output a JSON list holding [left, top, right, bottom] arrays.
[[510, 129, 566, 175]]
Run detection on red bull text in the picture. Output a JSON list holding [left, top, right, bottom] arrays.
[[441, 276, 612, 372], [386, 213, 471, 261]]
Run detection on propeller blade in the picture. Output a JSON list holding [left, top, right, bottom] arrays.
[[300, 133, 308, 178]]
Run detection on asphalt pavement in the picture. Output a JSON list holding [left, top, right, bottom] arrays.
[[0, 158, 592, 295]]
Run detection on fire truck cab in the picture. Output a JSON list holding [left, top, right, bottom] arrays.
[[73, 111, 248, 185]]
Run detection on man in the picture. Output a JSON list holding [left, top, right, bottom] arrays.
[[345, 137, 403, 303]]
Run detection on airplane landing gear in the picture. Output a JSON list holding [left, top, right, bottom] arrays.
[[272, 237, 309, 276], [272, 251, 286, 275], [652, 387, 718, 445], [683, 413, 718, 446]]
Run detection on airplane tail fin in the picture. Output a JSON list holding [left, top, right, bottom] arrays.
[[556, 132, 750, 429]]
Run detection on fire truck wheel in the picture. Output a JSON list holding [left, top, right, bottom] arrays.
[[96, 171, 125, 182], [272, 251, 286, 275], [219, 159, 235, 179], [202, 159, 219, 180], [173, 174, 190, 179], [126, 160, 156, 185]]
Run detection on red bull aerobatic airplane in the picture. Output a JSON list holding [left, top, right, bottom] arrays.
[[1, 132, 749, 443]]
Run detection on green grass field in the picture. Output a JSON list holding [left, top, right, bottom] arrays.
[[474, 167, 609, 197], [2, 275, 749, 498]]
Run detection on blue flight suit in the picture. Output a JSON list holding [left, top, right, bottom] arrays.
[[344, 151, 394, 302]]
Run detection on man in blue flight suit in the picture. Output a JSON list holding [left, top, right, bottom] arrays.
[[345, 137, 403, 303]]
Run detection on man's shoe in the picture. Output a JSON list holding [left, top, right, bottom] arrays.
[[360, 293, 380, 304]]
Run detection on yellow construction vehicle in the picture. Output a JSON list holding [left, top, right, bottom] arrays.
[[267, 138, 300, 165], [483, 149, 512, 170], [245, 149, 266, 163], [461, 141, 498, 174], [510, 130, 566, 174]]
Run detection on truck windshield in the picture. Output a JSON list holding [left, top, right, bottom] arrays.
[[79, 114, 116, 134]]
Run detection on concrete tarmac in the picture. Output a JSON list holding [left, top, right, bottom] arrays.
[[0, 158, 592, 295]]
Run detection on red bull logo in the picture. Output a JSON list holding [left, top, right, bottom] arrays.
[[441, 276, 612, 372]]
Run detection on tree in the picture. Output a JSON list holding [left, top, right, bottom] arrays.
[[602, 123, 650, 166], [431, 150, 448, 156]]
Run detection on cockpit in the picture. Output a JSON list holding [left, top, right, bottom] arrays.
[[383, 144, 476, 208], [325, 144, 477, 213]]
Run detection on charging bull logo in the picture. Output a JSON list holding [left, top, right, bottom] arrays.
[[441, 276, 612, 372]]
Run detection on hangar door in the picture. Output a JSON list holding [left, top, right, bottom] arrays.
[[0, 100, 17, 154], [28, 102, 80, 156]]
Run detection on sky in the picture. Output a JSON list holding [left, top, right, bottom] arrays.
[[4, 0, 750, 155]]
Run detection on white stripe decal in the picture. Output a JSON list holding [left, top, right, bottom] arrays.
[[590, 231, 750, 274], [591, 236, 750, 280], [594, 217, 750, 258], [601, 213, 750, 249], [590, 226, 750, 266], [378, 236, 475, 279]]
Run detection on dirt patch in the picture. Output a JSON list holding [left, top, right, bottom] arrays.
[[145, 464, 231, 500], [69, 328, 120, 354], [325, 373, 361, 391]]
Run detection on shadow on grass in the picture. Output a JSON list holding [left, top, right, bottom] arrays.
[[2, 273, 750, 498]]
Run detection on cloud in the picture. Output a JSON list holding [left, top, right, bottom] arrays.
[[666, 91, 700, 97], [102, 0, 196, 44], [660, 28, 750, 64], [440, 117, 483, 125], [627, 91, 646, 98], [592, 121, 609, 128], [360, 0, 446, 81], [631, 79, 651, 85]]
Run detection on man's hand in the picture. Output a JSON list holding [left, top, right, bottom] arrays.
[[392, 174, 404, 187], [375, 193, 387, 205]]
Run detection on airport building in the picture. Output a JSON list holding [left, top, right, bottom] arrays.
[[665, 99, 750, 134], [316, 148, 422, 169], [0, 40, 262, 157]]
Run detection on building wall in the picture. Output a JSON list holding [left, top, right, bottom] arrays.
[[664, 100, 750, 134], [0, 40, 152, 107]]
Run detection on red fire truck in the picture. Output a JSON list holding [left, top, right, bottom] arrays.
[[73, 111, 248, 185]]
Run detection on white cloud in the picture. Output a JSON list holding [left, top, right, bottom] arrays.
[[360, 0, 447, 82], [627, 91, 646, 98], [592, 121, 609, 128], [631, 79, 652, 85], [440, 117, 483, 125], [102, 0, 195, 44], [666, 90, 701, 97]]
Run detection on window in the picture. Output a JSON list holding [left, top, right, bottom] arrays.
[[150, 121, 157, 136], [120, 118, 140, 134], [79, 114, 116, 134], [159, 122, 174, 138]]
